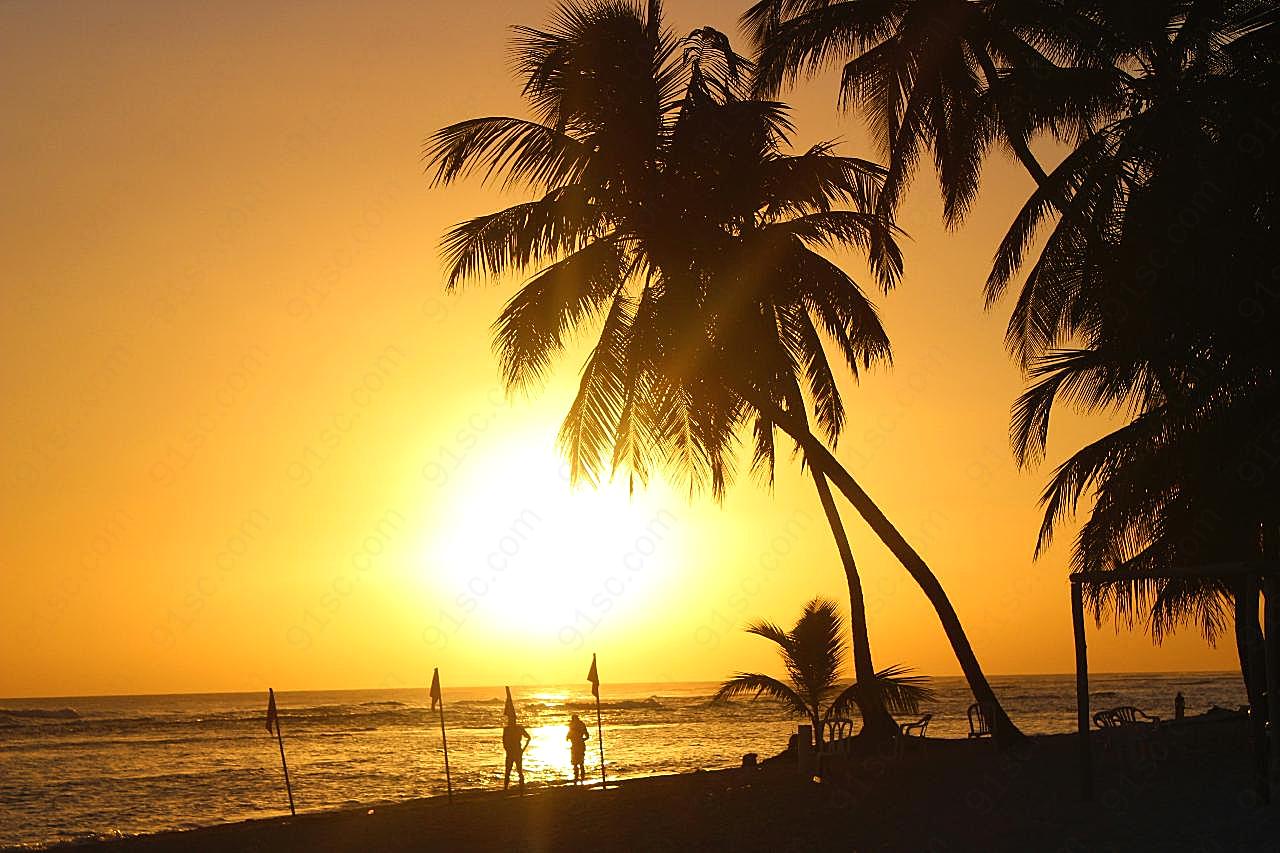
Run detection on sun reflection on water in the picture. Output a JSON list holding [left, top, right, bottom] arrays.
[[522, 723, 574, 781]]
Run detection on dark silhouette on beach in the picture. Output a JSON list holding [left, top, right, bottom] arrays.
[[567, 713, 589, 784], [502, 713, 531, 792]]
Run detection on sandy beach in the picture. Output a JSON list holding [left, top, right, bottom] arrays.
[[49, 717, 1276, 853]]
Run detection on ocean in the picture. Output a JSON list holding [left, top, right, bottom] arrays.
[[0, 672, 1246, 849]]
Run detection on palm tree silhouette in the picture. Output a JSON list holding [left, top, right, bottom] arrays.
[[425, 0, 927, 737], [714, 597, 931, 748], [426, 0, 1024, 744], [744, 0, 1098, 222], [962, 3, 1280, 698], [750, 0, 1280, 721]]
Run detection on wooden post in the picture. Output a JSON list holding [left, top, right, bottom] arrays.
[[1266, 577, 1280, 795], [1242, 574, 1270, 804], [797, 724, 815, 778], [1071, 582, 1093, 802]]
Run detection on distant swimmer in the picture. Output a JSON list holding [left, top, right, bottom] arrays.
[[567, 713, 589, 784]]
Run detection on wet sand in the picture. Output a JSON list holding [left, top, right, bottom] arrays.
[[49, 718, 1277, 853]]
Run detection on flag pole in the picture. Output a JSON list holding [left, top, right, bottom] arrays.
[[433, 669, 453, 801], [592, 653, 606, 788], [270, 689, 296, 816]]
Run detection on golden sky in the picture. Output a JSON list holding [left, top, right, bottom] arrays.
[[0, 0, 1237, 698]]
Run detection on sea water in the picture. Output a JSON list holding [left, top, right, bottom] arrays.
[[0, 672, 1246, 848]]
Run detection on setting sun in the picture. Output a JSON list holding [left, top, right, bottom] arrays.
[[421, 434, 684, 642]]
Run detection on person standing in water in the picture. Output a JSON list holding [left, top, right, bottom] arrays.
[[503, 711, 531, 791], [567, 713, 589, 784]]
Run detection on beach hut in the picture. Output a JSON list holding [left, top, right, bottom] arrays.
[[1069, 561, 1280, 803]]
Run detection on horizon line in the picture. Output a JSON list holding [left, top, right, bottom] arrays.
[[0, 669, 1243, 703]]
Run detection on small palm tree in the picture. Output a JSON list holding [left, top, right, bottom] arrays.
[[714, 597, 932, 747]]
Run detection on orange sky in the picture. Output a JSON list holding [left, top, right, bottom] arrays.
[[0, 0, 1238, 699]]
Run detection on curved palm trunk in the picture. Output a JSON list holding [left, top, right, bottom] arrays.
[[753, 394, 1023, 743], [809, 466, 899, 741]]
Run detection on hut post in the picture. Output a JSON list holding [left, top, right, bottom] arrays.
[[1071, 580, 1093, 801], [1265, 576, 1280, 796]]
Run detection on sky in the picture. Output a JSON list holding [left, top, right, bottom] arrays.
[[0, 0, 1240, 699]]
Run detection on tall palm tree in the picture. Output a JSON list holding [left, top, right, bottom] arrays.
[[982, 2, 1280, 697], [744, 0, 1106, 223], [751, 0, 1280, 696], [425, 0, 916, 737], [714, 596, 932, 747], [1029, 361, 1273, 701]]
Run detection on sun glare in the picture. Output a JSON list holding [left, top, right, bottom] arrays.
[[421, 436, 684, 643]]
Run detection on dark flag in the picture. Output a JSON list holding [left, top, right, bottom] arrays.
[[588, 654, 606, 786], [431, 667, 453, 800], [266, 687, 279, 734], [265, 688, 295, 815]]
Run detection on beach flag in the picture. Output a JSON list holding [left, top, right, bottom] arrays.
[[503, 686, 516, 720], [265, 688, 296, 816], [588, 654, 606, 787], [587, 655, 600, 699], [431, 667, 453, 801], [265, 688, 278, 734]]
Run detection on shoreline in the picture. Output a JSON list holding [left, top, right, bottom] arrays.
[[33, 719, 1276, 853]]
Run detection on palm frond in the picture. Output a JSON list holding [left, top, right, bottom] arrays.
[[713, 672, 811, 719], [423, 116, 591, 190], [827, 663, 935, 719], [492, 238, 630, 391], [440, 187, 604, 288]]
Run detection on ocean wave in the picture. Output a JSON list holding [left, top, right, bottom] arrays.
[[561, 698, 664, 712], [0, 707, 80, 721]]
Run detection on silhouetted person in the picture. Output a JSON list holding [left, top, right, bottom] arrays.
[[1175, 691, 1185, 721], [567, 713, 589, 784], [503, 713, 531, 791]]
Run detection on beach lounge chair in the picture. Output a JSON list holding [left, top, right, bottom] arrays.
[[897, 713, 932, 756], [1111, 705, 1161, 727], [967, 703, 994, 739], [1094, 706, 1160, 730]]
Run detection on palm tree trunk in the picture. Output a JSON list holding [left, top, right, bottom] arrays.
[[809, 465, 899, 741], [752, 394, 1023, 743]]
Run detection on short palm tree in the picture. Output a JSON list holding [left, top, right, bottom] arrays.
[[714, 597, 932, 747]]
